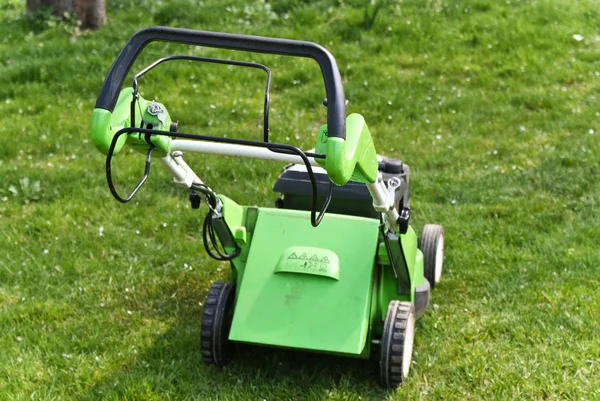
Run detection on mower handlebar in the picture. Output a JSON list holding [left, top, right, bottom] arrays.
[[94, 26, 347, 140]]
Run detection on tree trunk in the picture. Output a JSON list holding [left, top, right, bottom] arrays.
[[74, 0, 106, 29], [26, 0, 105, 30]]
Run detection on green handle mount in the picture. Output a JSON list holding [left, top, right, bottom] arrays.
[[91, 87, 171, 157], [316, 113, 378, 186]]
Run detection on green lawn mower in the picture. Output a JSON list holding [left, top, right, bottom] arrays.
[[91, 27, 445, 389]]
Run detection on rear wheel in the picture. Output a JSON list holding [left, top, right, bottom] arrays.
[[200, 281, 236, 367], [420, 224, 444, 288], [379, 301, 416, 389]]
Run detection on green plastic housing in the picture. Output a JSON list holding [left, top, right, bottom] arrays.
[[228, 207, 379, 356], [217, 199, 423, 358], [316, 113, 378, 186], [91, 88, 171, 156]]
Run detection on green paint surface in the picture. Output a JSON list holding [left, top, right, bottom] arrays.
[[90, 88, 171, 156], [316, 113, 378, 185], [229, 208, 379, 356]]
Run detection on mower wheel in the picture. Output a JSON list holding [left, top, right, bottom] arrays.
[[420, 224, 444, 288], [379, 301, 416, 389], [200, 281, 236, 367]]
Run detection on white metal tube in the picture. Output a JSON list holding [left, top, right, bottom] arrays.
[[160, 155, 187, 182], [367, 179, 388, 210], [160, 154, 203, 187], [367, 178, 400, 233], [170, 140, 320, 167]]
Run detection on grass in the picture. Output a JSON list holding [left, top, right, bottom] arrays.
[[1, 0, 599, 399]]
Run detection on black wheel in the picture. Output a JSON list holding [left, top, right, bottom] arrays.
[[200, 281, 236, 367], [379, 301, 416, 389], [420, 224, 444, 288]]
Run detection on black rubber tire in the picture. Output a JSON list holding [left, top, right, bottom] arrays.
[[200, 281, 236, 367], [379, 301, 416, 389], [420, 224, 444, 289]]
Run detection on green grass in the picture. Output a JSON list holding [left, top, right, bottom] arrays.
[[1, 0, 599, 399]]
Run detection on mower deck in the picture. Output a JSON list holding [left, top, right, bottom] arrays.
[[228, 207, 379, 357]]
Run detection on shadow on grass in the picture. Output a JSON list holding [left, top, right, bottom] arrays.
[[77, 277, 388, 400]]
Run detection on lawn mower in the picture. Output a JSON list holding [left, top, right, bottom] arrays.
[[91, 27, 445, 389]]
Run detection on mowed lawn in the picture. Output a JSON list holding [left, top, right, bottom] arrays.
[[1, 0, 599, 399]]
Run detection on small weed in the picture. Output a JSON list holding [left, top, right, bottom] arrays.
[[7, 177, 41, 204], [363, 0, 386, 30]]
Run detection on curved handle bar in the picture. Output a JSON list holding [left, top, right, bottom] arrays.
[[95, 26, 346, 140]]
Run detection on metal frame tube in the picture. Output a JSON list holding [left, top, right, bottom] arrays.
[[170, 140, 320, 166], [367, 177, 400, 233]]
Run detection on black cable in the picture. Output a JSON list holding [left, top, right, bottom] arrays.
[[379, 218, 398, 279], [191, 183, 218, 209], [191, 183, 240, 261], [314, 181, 334, 226], [202, 210, 241, 261]]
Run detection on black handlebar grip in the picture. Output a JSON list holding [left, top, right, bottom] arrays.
[[94, 26, 346, 139]]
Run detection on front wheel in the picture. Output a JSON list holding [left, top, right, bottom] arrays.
[[379, 301, 416, 389], [420, 224, 444, 288], [200, 281, 236, 367]]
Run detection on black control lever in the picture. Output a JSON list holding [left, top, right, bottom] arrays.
[[106, 140, 154, 203]]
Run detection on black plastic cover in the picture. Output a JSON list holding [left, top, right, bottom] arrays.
[[273, 157, 407, 219]]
